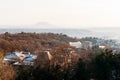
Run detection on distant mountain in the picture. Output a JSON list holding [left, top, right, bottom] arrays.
[[0, 22, 58, 29], [31, 22, 58, 29]]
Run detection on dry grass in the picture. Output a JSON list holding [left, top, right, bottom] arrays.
[[0, 49, 16, 80]]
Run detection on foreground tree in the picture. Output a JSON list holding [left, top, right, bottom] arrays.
[[91, 50, 120, 80], [71, 58, 89, 80]]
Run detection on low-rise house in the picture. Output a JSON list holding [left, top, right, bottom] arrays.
[[99, 45, 106, 49], [69, 41, 82, 48], [3, 51, 37, 66], [3, 51, 53, 66]]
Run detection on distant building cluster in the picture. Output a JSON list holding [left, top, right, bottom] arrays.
[[69, 38, 120, 53]]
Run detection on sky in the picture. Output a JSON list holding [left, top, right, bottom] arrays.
[[0, 0, 120, 28]]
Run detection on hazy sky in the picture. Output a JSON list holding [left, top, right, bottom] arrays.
[[0, 0, 120, 28]]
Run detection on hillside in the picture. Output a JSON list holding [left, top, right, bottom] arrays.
[[0, 32, 78, 53], [0, 32, 120, 80]]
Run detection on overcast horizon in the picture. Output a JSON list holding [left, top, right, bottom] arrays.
[[0, 23, 120, 29], [0, 0, 120, 29]]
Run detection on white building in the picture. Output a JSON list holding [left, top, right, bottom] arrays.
[[99, 45, 106, 49], [69, 41, 82, 48]]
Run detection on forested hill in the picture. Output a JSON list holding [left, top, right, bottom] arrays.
[[0, 32, 78, 53]]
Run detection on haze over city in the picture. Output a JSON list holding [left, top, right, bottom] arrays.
[[0, 0, 120, 29]]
